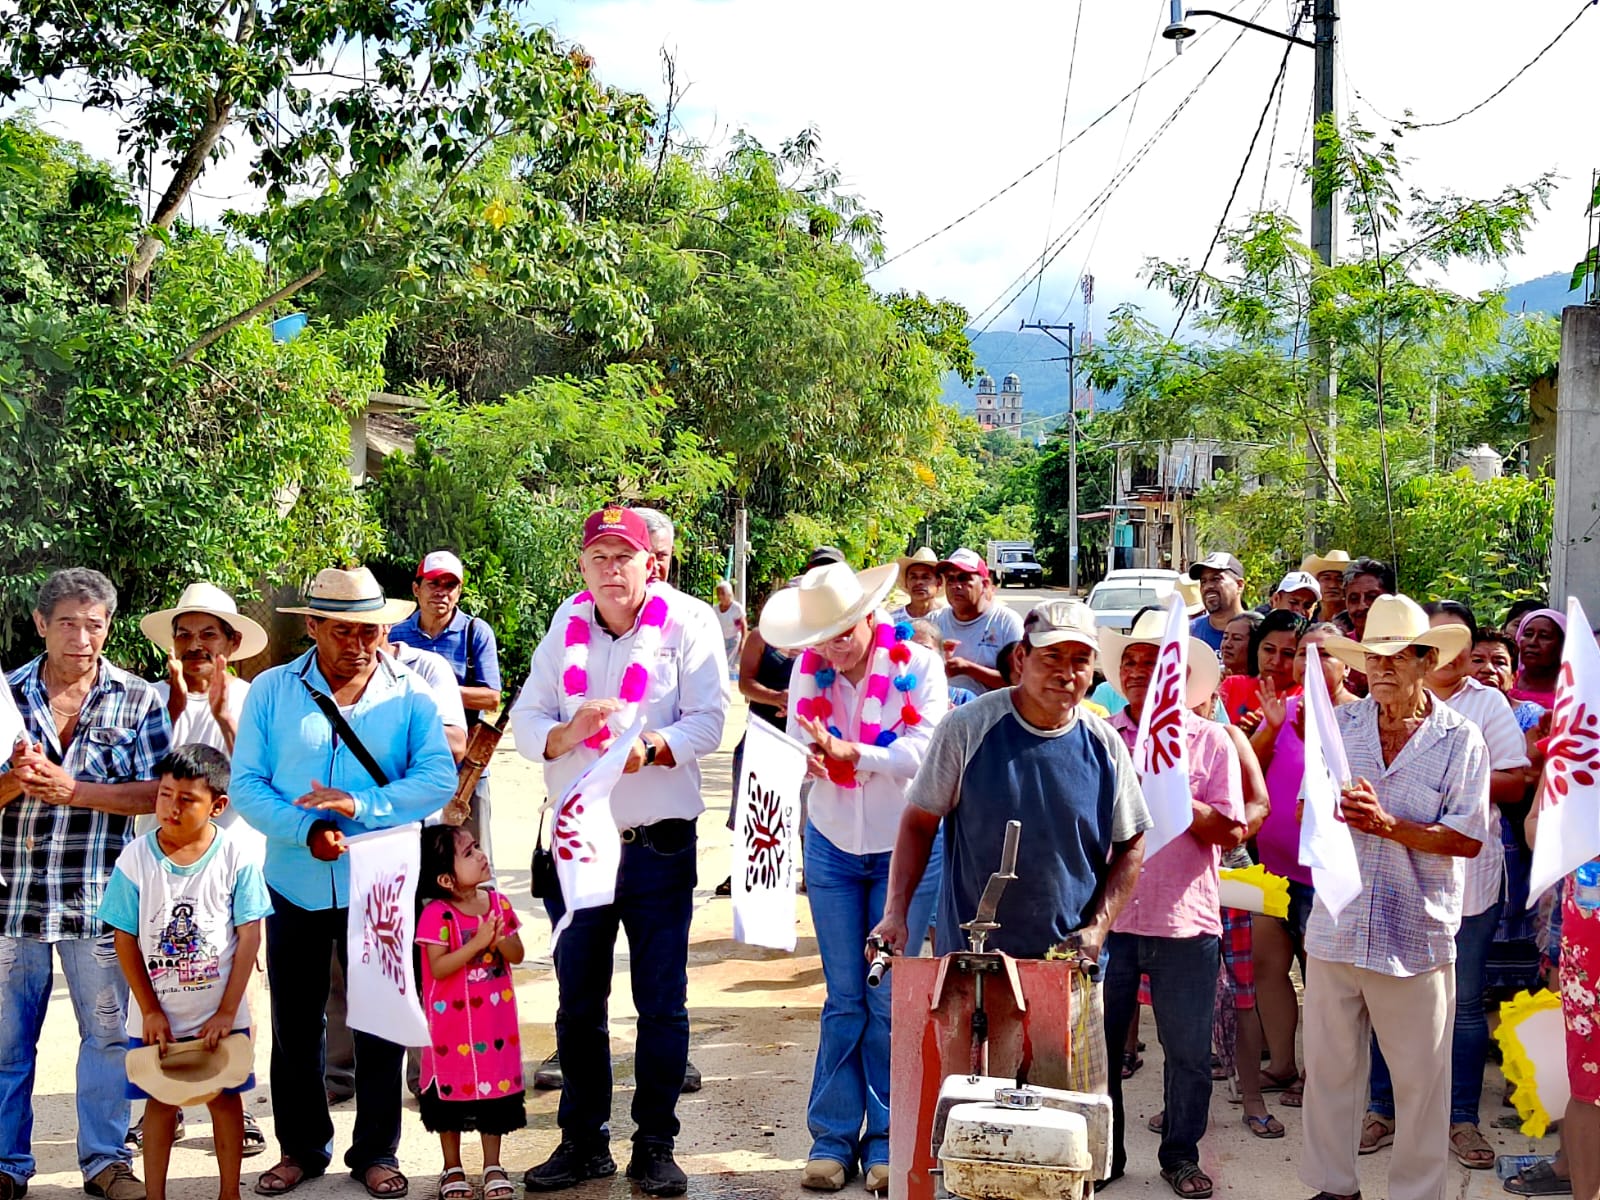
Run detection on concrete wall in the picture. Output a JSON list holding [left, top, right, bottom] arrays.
[[1551, 306, 1600, 617]]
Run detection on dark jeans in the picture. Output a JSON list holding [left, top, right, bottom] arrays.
[[544, 822, 696, 1150], [1370, 900, 1502, 1125], [265, 888, 405, 1176], [1102, 931, 1221, 1174]]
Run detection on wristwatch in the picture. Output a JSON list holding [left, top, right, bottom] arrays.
[[643, 738, 659, 767]]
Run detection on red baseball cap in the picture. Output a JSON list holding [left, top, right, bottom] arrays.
[[936, 547, 991, 581], [416, 550, 465, 582], [582, 506, 651, 554]]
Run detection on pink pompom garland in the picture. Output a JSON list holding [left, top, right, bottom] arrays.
[[559, 584, 671, 750], [792, 612, 922, 789]]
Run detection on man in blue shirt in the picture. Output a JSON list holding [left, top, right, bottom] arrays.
[[1188, 552, 1247, 653], [388, 550, 501, 855], [231, 567, 455, 1200]]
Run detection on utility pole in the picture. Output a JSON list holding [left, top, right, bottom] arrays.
[[1163, 0, 1338, 546], [1020, 320, 1079, 593]]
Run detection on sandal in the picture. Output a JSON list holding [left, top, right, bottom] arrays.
[[1243, 1112, 1285, 1139], [1358, 1113, 1394, 1155], [125, 1113, 186, 1153], [1161, 1162, 1213, 1199], [1281, 1076, 1305, 1108], [1504, 1161, 1573, 1197], [437, 1168, 471, 1200], [481, 1167, 514, 1200], [1259, 1068, 1298, 1093], [255, 1159, 321, 1196], [1148, 1111, 1165, 1134], [1122, 1051, 1144, 1079], [359, 1165, 409, 1199], [241, 1112, 266, 1159], [1449, 1123, 1495, 1171]]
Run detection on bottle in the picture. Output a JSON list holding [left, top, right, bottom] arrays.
[[1575, 860, 1600, 913]]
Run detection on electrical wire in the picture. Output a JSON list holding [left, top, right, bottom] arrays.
[[1256, 35, 1291, 211], [1170, 33, 1297, 337], [964, 1, 1270, 338], [1347, 0, 1595, 130], [865, 3, 1252, 277], [1030, 1, 1085, 318]]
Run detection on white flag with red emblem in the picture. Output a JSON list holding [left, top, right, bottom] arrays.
[[732, 717, 809, 951], [1529, 598, 1600, 901], [345, 823, 429, 1047], [1131, 594, 1194, 859], [1298, 643, 1363, 921], [548, 720, 642, 951]]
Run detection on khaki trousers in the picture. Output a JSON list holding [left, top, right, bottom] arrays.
[[1300, 957, 1456, 1200]]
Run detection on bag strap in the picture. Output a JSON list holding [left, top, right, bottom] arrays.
[[463, 615, 480, 687], [299, 678, 390, 788]]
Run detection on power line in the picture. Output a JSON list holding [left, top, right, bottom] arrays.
[[1030, 1, 1086, 318], [964, 1, 1271, 338], [1348, 0, 1595, 131], [867, 6, 1237, 277], [1171, 33, 1297, 337]]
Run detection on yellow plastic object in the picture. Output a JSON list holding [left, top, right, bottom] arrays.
[[1218, 864, 1291, 919], [1495, 988, 1570, 1138]]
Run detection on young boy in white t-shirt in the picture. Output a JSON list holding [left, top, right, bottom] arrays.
[[98, 745, 272, 1200]]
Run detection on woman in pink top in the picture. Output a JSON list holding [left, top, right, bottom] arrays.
[[1245, 623, 1356, 1105], [1510, 608, 1565, 707], [1218, 610, 1307, 734]]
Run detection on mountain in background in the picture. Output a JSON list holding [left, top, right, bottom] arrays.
[[939, 270, 1585, 429]]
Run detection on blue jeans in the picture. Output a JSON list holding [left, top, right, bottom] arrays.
[[546, 822, 697, 1150], [1370, 900, 1501, 1125], [802, 823, 939, 1172], [0, 933, 132, 1184], [1102, 931, 1220, 1174]]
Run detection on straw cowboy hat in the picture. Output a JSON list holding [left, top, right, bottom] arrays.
[[140, 582, 269, 661], [896, 546, 940, 589], [1321, 594, 1472, 672], [1175, 578, 1205, 617], [759, 561, 899, 650], [277, 567, 416, 625], [1099, 607, 1222, 710], [1301, 549, 1354, 577], [125, 1034, 253, 1107]]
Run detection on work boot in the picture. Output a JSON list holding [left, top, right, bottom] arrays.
[[532, 1051, 563, 1090], [83, 1164, 145, 1200], [626, 1146, 687, 1198], [522, 1141, 615, 1193], [801, 1160, 849, 1191], [681, 1060, 703, 1093]]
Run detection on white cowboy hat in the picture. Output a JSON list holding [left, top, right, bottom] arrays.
[[1100, 608, 1221, 709], [758, 561, 900, 649], [277, 567, 417, 625], [1321, 594, 1472, 672], [896, 546, 941, 589], [1301, 549, 1354, 577], [140, 583, 269, 661], [126, 1033, 253, 1107]]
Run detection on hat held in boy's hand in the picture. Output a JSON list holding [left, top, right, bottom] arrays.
[[126, 1034, 253, 1107]]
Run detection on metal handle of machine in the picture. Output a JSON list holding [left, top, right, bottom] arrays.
[[866, 936, 892, 989]]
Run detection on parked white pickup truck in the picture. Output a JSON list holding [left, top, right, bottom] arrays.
[[986, 541, 1044, 588]]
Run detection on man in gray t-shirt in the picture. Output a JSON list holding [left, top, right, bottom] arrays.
[[933, 548, 1025, 694]]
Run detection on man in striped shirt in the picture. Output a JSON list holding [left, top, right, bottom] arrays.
[[0, 568, 171, 1200]]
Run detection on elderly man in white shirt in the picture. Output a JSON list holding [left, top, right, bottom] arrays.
[[1363, 601, 1533, 1169], [759, 562, 948, 1195], [511, 506, 727, 1199]]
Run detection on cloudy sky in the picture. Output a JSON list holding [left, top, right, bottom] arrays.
[[18, 0, 1595, 354]]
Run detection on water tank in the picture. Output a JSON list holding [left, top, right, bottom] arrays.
[[1451, 444, 1504, 481]]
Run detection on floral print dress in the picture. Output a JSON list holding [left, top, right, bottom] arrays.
[[1561, 864, 1600, 1105]]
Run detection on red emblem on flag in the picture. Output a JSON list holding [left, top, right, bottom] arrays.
[[1541, 661, 1600, 808], [361, 866, 409, 993], [1145, 640, 1187, 773]]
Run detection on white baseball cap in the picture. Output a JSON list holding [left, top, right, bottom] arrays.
[[1273, 570, 1322, 599], [416, 550, 466, 582]]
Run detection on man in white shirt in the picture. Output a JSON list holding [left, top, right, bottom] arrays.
[[713, 581, 745, 679], [933, 548, 1024, 695], [511, 506, 728, 1198], [1364, 601, 1533, 1168], [376, 632, 467, 763]]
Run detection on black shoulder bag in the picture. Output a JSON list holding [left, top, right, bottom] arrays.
[[530, 806, 558, 899]]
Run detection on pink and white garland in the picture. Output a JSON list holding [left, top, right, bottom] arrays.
[[791, 613, 923, 788], [561, 585, 670, 749]]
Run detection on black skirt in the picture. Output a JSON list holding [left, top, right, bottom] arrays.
[[417, 1085, 527, 1135]]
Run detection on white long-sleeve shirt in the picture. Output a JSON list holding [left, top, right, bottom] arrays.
[[787, 636, 949, 855], [511, 585, 729, 828]]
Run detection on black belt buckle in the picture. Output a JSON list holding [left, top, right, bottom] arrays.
[[619, 819, 693, 853]]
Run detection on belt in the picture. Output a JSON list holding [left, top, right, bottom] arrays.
[[618, 817, 695, 851]]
